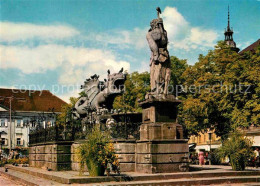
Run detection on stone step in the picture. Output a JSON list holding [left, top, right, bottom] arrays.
[[0, 167, 62, 186], [4, 164, 260, 185], [83, 176, 260, 186]]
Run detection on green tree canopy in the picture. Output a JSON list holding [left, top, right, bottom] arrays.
[[179, 41, 260, 138], [113, 71, 150, 112], [113, 56, 188, 112]]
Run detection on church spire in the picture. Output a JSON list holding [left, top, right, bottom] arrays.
[[227, 5, 230, 30], [224, 5, 240, 52]]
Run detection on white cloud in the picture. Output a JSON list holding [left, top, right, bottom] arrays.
[[0, 22, 79, 42], [0, 44, 130, 84], [91, 7, 219, 52], [161, 7, 219, 51], [88, 27, 148, 49], [162, 7, 190, 41]]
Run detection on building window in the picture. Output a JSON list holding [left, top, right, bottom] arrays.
[[23, 119, 29, 126], [0, 119, 5, 127], [17, 138, 21, 146], [17, 119, 22, 127], [31, 121, 36, 128], [1, 138, 5, 145]]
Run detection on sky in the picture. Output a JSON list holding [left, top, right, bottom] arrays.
[[0, 0, 259, 102]]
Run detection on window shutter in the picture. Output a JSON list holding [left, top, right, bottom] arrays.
[[5, 119, 8, 127], [5, 139, 8, 146], [21, 120, 23, 127], [20, 139, 23, 146], [15, 120, 17, 127]]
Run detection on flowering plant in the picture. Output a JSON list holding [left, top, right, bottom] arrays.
[[77, 125, 120, 176]]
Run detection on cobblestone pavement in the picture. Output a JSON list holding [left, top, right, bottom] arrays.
[[0, 174, 22, 185]]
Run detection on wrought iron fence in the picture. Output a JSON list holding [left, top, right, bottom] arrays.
[[29, 113, 142, 145]]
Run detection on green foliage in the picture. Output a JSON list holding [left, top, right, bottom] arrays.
[[216, 131, 253, 170], [179, 41, 260, 138], [170, 56, 189, 86], [113, 71, 150, 112], [210, 150, 221, 165], [56, 97, 79, 126], [76, 125, 119, 176], [113, 56, 188, 112]]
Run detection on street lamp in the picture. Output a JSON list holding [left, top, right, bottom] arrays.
[[208, 132, 212, 152], [0, 131, 3, 160], [0, 96, 26, 151]]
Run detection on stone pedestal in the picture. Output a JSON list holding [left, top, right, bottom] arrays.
[[29, 142, 72, 171], [136, 95, 189, 173]]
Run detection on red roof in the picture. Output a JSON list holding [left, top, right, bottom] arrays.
[[0, 88, 67, 112], [239, 39, 260, 54]]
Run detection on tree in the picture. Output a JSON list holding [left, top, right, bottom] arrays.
[[113, 71, 150, 112], [113, 56, 188, 112], [170, 56, 189, 86], [179, 41, 260, 138], [217, 131, 253, 170], [56, 97, 79, 126]]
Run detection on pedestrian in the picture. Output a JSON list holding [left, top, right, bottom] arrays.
[[208, 152, 212, 165], [8, 150, 14, 160], [199, 151, 205, 166], [254, 147, 259, 168]]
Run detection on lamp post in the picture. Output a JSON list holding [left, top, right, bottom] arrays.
[[0, 131, 3, 160], [208, 132, 212, 152], [0, 96, 26, 151]]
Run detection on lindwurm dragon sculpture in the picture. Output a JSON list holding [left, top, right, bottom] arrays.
[[72, 68, 126, 120]]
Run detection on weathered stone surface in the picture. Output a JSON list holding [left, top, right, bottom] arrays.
[[136, 153, 187, 164], [29, 160, 35, 167], [29, 154, 36, 161], [45, 154, 52, 162], [147, 7, 171, 96], [140, 98, 181, 123], [44, 145, 52, 154], [36, 154, 45, 161], [136, 142, 188, 154], [71, 143, 80, 154], [36, 146, 45, 154], [43, 162, 53, 170], [140, 123, 183, 141], [162, 123, 177, 139], [117, 154, 135, 163], [71, 154, 80, 163], [114, 143, 136, 154], [71, 162, 88, 172], [136, 163, 182, 173], [73, 70, 126, 121], [119, 163, 135, 172], [143, 106, 156, 123], [29, 147, 36, 154], [35, 160, 45, 168]]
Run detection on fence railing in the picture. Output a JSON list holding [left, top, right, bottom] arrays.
[[29, 113, 142, 145]]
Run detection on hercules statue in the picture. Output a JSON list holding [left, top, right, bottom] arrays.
[[146, 7, 171, 98]]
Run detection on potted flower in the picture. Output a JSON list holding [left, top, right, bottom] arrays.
[[77, 125, 120, 176]]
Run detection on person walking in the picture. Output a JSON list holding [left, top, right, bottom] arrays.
[[199, 151, 205, 166], [254, 147, 259, 168]]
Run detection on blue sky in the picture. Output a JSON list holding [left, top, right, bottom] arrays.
[[0, 0, 259, 102]]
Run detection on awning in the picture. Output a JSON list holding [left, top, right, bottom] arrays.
[[195, 144, 221, 151]]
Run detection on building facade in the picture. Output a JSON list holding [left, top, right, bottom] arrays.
[[0, 88, 67, 150]]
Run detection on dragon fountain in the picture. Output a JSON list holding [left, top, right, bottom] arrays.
[[72, 68, 126, 124]]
